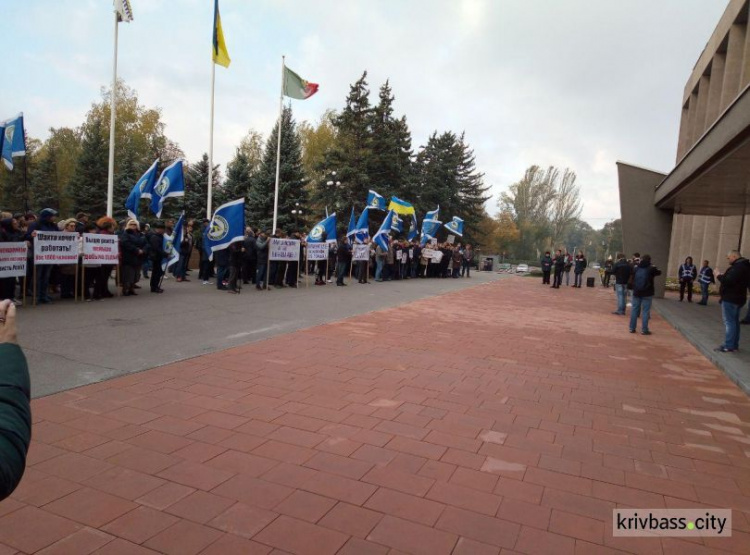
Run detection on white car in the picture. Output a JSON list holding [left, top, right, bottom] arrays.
[[591, 263, 601, 270], [515, 264, 529, 273]]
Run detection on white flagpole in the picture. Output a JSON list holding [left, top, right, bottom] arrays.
[[207, 61, 216, 219], [272, 55, 285, 234], [106, 9, 119, 218]]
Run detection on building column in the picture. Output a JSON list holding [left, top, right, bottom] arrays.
[[686, 91, 700, 149], [676, 105, 691, 162], [706, 54, 726, 126], [690, 77, 710, 145], [722, 23, 746, 110], [741, 6, 750, 89]]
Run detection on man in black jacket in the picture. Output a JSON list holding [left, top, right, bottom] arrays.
[[540, 252, 552, 284], [611, 254, 631, 315], [147, 221, 168, 293], [716, 250, 750, 353], [336, 237, 352, 286], [0, 299, 31, 501], [629, 254, 661, 335], [242, 228, 257, 285], [552, 249, 565, 288]]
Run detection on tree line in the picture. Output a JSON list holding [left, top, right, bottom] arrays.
[[0, 72, 491, 243]]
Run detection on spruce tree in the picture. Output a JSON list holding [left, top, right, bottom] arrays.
[[247, 106, 308, 233], [455, 132, 491, 240], [30, 144, 60, 212], [68, 116, 108, 216], [184, 153, 220, 222]]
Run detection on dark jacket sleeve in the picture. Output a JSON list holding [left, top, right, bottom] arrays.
[[0, 343, 31, 501]]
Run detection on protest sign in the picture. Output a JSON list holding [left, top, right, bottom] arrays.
[[269, 238, 301, 261], [422, 248, 435, 259], [447, 235, 455, 244], [307, 242, 328, 261], [353, 244, 369, 261], [83, 234, 119, 264], [0, 242, 27, 278], [430, 237, 438, 246], [34, 232, 79, 265]]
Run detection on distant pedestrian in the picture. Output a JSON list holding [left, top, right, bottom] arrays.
[[611, 253, 631, 315], [552, 249, 564, 289], [573, 250, 587, 288], [629, 254, 661, 335], [678, 256, 697, 302], [697, 260, 715, 306], [715, 250, 750, 353], [540, 252, 552, 284]]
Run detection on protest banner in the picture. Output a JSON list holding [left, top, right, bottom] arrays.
[[83, 234, 119, 264], [422, 248, 436, 260], [267, 238, 301, 290], [34, 232, 79, 265], [447, 235, 455, 244], [353, 244, 369, 261], [0, 243, 27, 279], [307, 243, 328, 261]]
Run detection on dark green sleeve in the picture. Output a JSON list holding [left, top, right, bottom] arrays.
[[0, 343, 31, 501]]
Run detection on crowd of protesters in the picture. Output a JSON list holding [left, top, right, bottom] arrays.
[[0, 209, 476, 304], [539, 249, 588, 288]]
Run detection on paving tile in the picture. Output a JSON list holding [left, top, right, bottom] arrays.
[[514, 526, 575, 555], [84, 466, 165, 500], [92, 538, 162, 554], [303, 451, 373, 480], [435, 506, 519, 549], [11, 474, 79, 507], [426, 480, 502, 516], [135, 482, 195, 510], [364, 488, 446, 526], [212, 474, 295, 509], [0, 506, 82, 553], [362, 466, 434, 497], [317, 501, 383, 538], [273, 490, 337, 523], [102, 506, 179, 544], [164, 490, 236, 524], [496, 498, 551, 529], [37, 527, 115, 555], [157, 460, 235, 491], [144, 520, 223, 555], [336, 537, 389, 555], [199, 534, 273, 555], [45, 487, 138, 528], [254, 515, 349, 555], [208, 503, 278, 539], [366, 515, 458, 555]]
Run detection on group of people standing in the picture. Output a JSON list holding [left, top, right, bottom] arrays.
[[540, 250, 588, 288]]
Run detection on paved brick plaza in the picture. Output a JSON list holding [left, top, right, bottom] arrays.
[[1, 276, 749, 554]]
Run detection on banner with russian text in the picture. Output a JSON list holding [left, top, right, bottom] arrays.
[[0, 242, 27, 278], [34, 232, 79, 265], [306, 242, 328, 261], [269, 238, 301, 261], [83, 234, 120, 264], [352, 244, 369, 261]]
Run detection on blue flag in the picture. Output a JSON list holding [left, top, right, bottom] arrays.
[[204, 198, 245, 261], [307, 213, 337, 243], [150, 159, 185, 218], [366, 190, 386, 211], [425, 206, 439, 222], [420, 218, 442, 246], [391, 214, 404, 234], [444, 216, 464, 237], [162, 212, 185, 271], [407, 213, 418, 241], [1, 114, 26, 171], [373, 210, 395, 251], [346, 207, 357, 238], [125, 159, 159, 221], [354, 207, 370, 243]]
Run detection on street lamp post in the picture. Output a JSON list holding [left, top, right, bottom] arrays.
[[326, 171, 341, 214], [291, 202, 303, 230]]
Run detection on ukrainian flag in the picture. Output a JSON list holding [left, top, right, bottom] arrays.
[[387, 196, 415, 216], [213, 0, 231, 68]]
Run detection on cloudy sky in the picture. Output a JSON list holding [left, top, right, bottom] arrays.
[[2, 0, 728, 227]]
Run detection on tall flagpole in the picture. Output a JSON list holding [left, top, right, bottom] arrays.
[[207, 61, 216, 219], [107, 9, 119, 218], [272, 55, 285, 234]]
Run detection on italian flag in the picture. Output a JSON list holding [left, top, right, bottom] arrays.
[[283, 65, 319, 100]]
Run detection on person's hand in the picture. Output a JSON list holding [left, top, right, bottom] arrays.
[[0, 300, 18, 345]]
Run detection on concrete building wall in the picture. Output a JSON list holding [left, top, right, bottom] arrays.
[[666, 214, 748, 277]]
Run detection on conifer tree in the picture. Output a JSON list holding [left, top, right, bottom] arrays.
[[184, 153, 220, 221], [68, 116, 108, 215]]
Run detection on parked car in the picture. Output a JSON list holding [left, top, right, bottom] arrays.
[[591, 262, 601, 270], [515, 263, 529, 273]]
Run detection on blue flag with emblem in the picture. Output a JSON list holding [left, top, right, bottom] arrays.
[[125, 159, 159, 221], [420, 218, 442, 246], [162, 212, 185, 271], [407, 213, 418, 241], [366, 190, 386, 211], [425, 206, 439, 222], [391, 214, 404, 234], [204, 198, 245, 261], [307, 213, 337, 243], [1, 114, 26, 171], [346, 207, 357, 238], [444, 216, 464, 237], [150, 159, 185, 218], [354, 207, 370, 243], [373, 210, 395, 251]]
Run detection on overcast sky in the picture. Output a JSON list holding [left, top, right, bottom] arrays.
[[2, 0, 728, 227]]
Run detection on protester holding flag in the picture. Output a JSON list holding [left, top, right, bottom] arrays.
[[150, 160, 185, 218], [147, 222, 168, 293], [336, 237, 352, 286]]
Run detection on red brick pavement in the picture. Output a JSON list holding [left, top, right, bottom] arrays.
[[2, 277, 750, 554]]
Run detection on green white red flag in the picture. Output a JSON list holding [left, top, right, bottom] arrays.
[[283, 65, 319, 100]]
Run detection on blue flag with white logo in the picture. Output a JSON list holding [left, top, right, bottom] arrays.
[[1, 114, 26, 171], [162, 212, 185, 271], [366, 190, 386, 211], [391, 214, 404, 234], [407, 213, 418, 241], [373, 210, 395, 251], [425, 206, 439, 222], [444, 216, 464, 237], [307, 213, 337, 243], [354, 207, 370, 243], [346, 207, 357, 238], [204, 198, 245, 261], [150, 159, 185, 218], [420, 218, 442, 246], [125, 159, 159, 221]]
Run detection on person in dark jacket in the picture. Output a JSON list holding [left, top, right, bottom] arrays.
[[611, 253, 631, 315], [715, 250, 750, 353], [255, 232, 270, 289], [573, 250, 587, 288], [26, 208, 59, 304], [697, 260, 716, 306], [175, 223, 193, 283], [678, 256, 698, 302], [540, 252, 552, 284], [336, 237, 352, 286], [0, 299, 31, 501], [226, 242, 243, 293], [120, 219, 146, 296], [629, 254, 662, 335], [551, 249, 565, 288], [197, 219, 213, 285], [242, 228, 257, 285], [93, 217, 117, 300], [0, 218, 23, 303], [147, 221, 168, 293]]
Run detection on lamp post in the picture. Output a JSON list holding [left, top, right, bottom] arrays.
[[291, 202, 303, 230], [326, 171, 341, 214]]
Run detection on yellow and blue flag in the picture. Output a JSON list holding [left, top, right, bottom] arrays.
[[213, 0, 231, 68], [388, 196, 415, 216]]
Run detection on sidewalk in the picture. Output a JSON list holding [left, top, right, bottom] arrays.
[[1, 276, 749, 554]]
